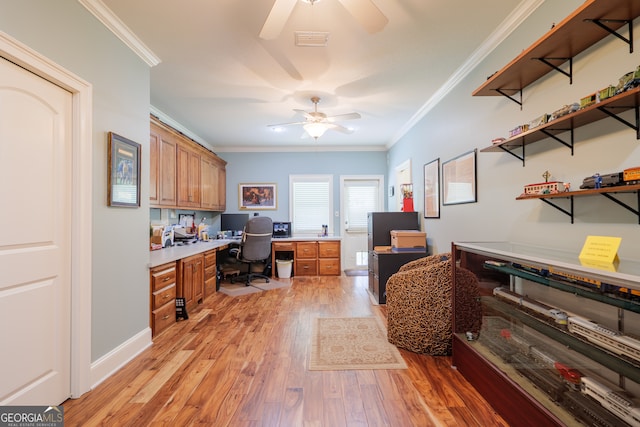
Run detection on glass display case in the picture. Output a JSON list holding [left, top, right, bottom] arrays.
[[451, 242, 640, 427]]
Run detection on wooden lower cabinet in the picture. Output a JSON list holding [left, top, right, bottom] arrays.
[[272, 240, 341, 277], [150, 262, 177, 337], [179, 253, 204, 312], [203, 249, 217, 298], [318, 241, 340, 275], [295, 241, 318, 276]]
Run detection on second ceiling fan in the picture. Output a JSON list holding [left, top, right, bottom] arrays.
[[260, 0, 388, 40], [269, 96, 361, 139]]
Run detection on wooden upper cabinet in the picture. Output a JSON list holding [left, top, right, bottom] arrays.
[[150, 119, 178, 207], [217, 163, 226, 211], [150, 116, 226, 211], [200, 156, 217, 210], [177, 142, 201, 208], [201, 156, 226, 211], [149, 131, 160, 204]]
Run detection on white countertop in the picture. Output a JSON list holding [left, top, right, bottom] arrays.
[[149, 239, 236, 268], [149, 235, 342, 268], [271, 235, 342, 242]]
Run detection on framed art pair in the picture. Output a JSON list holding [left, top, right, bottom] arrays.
[[423, 149, 477, 218]]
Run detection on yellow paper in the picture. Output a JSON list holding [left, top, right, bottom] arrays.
[[578, 235, 621, 266]]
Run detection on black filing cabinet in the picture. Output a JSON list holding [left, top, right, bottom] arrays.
[[367, 212, 424, 304], [369, 249, 426, 304]]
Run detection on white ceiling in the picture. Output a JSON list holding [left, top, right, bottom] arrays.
[[97, 0, 531, 151]]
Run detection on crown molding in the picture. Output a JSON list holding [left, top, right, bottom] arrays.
[[78, 0, 161, 67], [388, 0, 545, 148]]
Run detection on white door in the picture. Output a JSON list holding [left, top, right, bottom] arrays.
[[0, 56, 72, 405], [340, 176, 384, 270]]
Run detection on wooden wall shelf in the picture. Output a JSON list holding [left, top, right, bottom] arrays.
[[480, 86, 640, 165], [473, 0, 640, 102], [516, 183, 640, 224]]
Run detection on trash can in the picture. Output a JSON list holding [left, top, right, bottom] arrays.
[[276, 259, 293, 278]]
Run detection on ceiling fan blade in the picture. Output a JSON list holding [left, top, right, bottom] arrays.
[[338, 0, 388, 34], [327, 123, 354, 134], [268, 120, 307, 128], [259, 0, 297, 40], [293, 108, 315, 120], [326, 112, 361, 122]]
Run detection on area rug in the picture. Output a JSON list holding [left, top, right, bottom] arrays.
[[218, 279, 290, 297], [309, 316, 407, 370]]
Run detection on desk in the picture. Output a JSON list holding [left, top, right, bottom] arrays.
[[271, 237, 341, 277]]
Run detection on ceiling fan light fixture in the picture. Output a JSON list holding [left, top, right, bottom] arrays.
[[303, 122, 328, 139], [300, 0, 322, 4]]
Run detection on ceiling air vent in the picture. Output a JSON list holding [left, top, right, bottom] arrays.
[[294, 31, 329, 47]]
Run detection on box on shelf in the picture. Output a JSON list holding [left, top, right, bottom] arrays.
[[390, 230, 426, 249]]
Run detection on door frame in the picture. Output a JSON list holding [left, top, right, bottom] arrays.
[[394, 159, 412, 211], [1, 31, 93, 398], [339, 175, 384, 270]]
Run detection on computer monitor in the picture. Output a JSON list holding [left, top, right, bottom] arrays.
[[272, 222, 291, 238], [221, 213, 249, 235]]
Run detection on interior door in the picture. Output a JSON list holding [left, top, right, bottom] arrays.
[[0, 56, 72, 404], [340, 176, 384, 271]]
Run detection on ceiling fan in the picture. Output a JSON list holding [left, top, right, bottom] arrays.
[[260, 0, 388, 40], [269, 96, 361, 140]]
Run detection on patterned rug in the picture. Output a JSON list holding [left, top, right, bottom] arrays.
[[218, 279, 290, 297], [309, 316, 407, 370]]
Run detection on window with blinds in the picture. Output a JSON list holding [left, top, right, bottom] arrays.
[[290, 175, 333, 234], [344, 180, 379, 232]]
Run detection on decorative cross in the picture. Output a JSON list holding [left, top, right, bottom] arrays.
[[542, 170, 551, 182]]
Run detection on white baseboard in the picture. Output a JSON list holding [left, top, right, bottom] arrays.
[[89, 327, 152, 389]]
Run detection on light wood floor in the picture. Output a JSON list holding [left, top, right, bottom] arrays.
[[63, 275, 507, 426]]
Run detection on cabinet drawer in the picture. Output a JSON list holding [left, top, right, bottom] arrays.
[[318, 258, 340, 275], [296, 259, 317, 276], [151, 264, 176, 292], [204, 250, 216, 267], [153, 284, 176, 309], [273, 242, 295, 251], [296, 242, 317, 258], [318, 241, 340, 258], [204, 264, 216, 281], [152, 301, 175, 336], [204, 276, 216, 297]]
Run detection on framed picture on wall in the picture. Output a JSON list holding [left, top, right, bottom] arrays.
[[238, 183, 277, 210], [442, 149, 477, 205], [423, 158, 440, 218], [107, 132, 141, 207]]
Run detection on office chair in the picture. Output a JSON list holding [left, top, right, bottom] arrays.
[[230, 216, 273, 286]]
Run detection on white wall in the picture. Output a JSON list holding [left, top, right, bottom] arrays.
[[389, 1, 640, 259]]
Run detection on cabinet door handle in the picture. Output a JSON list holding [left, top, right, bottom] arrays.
[[163, 294, 169, 299], [162, 277, 170, 282], [162, 315, 170, 320]]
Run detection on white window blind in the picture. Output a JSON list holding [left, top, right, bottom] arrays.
[[344, 180, 379, 232], [290, 175, 332, 234]]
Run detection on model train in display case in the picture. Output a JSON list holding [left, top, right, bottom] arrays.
[[480, 316, 640, 426], [492, 286, 640, 364], [507, 261, 640, 300]]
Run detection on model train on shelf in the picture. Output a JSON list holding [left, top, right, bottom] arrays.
[[580, 166, 640, 189], [483, 325, 640, 426], [492, 287, 640, 364], [507, 261, 640, 300]]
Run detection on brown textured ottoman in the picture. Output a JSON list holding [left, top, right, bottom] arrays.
[[386, 258, 481, 355]]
